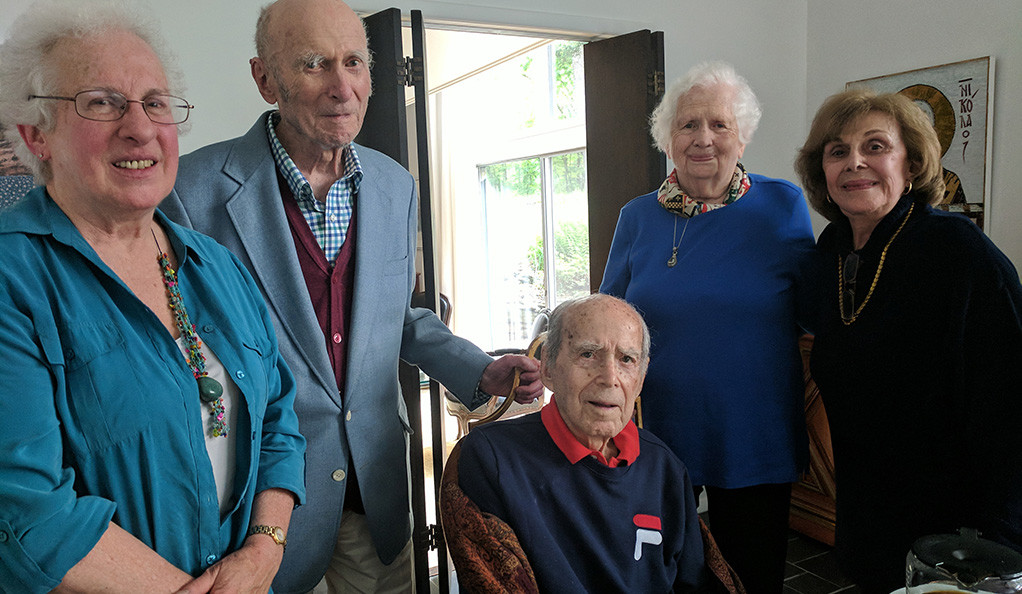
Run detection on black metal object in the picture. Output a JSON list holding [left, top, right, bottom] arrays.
[[407, 10, 452, 593], [361, 8, 443, 593], [356, 8, 408, 167]]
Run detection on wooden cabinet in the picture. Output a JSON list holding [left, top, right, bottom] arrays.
[[790, 335, 838, 545]]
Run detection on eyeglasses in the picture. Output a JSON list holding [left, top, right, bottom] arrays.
[[839, 251, 860, 323], [29, 89, 193, 125]]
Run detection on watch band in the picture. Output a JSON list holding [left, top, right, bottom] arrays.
[[248, 524, 287, 551]]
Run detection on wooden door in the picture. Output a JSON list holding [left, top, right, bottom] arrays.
[[361, 9, 444, 592], [406, 10, 454, 592], [583, 30, 666, 291], [357, 8, 409, 167]]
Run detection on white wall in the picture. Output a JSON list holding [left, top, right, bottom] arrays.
[[805, 0, 1022, 268], [4, 0, 1019, 268], [0, 0, 807, 181]]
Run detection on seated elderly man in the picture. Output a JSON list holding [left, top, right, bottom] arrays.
[[450, 294, 708, 592]]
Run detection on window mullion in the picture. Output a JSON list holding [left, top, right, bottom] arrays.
[[540, 156, 556, 310]]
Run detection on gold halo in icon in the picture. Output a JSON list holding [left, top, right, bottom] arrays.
[[899, 84, 955, 157]]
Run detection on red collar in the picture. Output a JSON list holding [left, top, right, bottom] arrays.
[[541, 395, 639, 467]]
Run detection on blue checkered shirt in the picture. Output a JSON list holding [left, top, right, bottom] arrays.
[[267, 112, 362, 264], [267, 113, 494, 405]]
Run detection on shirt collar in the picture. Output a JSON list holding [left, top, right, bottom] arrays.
[[541, 395, 640, 467], [829, 193, 915, 257], [265, 111, 364, 205], [2, 186, 211, 271]]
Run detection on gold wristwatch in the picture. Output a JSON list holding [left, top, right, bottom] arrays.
[[248, 525, 287, 551]]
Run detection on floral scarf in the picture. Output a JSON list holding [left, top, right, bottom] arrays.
[[657, 163, 752, 218]]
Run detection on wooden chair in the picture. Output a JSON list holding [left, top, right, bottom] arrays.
[[439, 331, 746, 593], [444, 310, 549, 439], [440, 432, 746, 594], [468, 333, 545, 430]]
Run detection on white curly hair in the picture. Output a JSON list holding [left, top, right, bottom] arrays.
[[0, 0, 185, 183], [649, 61, 761, 154]]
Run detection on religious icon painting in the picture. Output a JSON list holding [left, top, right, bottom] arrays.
[[848, 57, 992, 231]]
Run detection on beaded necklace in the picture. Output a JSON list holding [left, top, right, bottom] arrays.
[[837, 202, 914, 326], [153, 230, 228, 437]]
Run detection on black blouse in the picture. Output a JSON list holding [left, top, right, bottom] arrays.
[[811, 195, 1022, 592]]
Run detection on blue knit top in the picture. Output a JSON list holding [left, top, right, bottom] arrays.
[[600, 174, 815, 487]]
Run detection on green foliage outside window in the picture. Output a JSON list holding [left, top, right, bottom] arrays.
[[482, 152, 585, 197], [553, 42, 583, 120], [518, 40, 583, 129], [481, 158, 541, 198], [552, 152, 585, 197], [525, 220, 590, 301]]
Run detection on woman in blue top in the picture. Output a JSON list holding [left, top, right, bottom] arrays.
[[0, 2, 305, 592], [600, 61, 815, 594]]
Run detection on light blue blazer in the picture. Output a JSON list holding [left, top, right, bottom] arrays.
[[161, 112, 493, 593]]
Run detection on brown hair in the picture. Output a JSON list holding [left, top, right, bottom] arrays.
[[795, 88, 945, 222]]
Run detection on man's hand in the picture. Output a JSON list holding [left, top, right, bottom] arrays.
[[479, 354, 543, 403]]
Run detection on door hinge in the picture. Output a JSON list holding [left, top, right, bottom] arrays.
[[426, 523, 444, 551], [399, 56, 424, 87], [648, 69, 665, 98]]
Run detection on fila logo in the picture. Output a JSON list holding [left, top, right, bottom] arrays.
[[633, 514, 663, 560]]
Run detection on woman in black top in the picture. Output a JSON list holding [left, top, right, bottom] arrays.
[[795, 89, 1022, 593]]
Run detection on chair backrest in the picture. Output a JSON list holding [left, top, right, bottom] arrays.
[[410, 291, 452, 326], [0, 175, 33, 210], [441, 420, 746, 594], [438, 293, 452, 326], [530, 307, 550, 340], [470, 332, 545, 429], [439, 441, 540, 593]]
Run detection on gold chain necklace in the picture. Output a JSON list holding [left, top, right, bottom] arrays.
[[837, 202, 914, 326]]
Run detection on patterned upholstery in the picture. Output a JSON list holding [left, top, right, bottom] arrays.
[[0, 175, 34, 210], [440, 438, 747, 593]]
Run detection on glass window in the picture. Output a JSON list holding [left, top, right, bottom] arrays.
[[479, 149, 589, 347]]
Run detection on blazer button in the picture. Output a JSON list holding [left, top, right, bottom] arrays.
[[332, 469, 346, 482]]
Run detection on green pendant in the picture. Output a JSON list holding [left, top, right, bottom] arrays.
[[197, 375, 224, 403]]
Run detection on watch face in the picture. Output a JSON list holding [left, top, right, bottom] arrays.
[[273, 527, 285, 541]]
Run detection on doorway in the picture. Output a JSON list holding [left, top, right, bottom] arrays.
[[410, 30, 591, 351], [359, 15, 665, 590], [405, 27, 593, 583]]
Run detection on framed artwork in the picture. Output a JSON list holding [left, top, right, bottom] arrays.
[[848, 57, 992, 230]]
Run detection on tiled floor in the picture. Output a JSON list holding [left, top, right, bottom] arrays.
[[695, 491, 861, 594], [784, 531, 861, 594]]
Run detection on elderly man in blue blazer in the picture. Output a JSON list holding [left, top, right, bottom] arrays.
[[160, 0, 542, 591]]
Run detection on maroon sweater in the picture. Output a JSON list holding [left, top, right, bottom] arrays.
[[279, 177, 363, 511]]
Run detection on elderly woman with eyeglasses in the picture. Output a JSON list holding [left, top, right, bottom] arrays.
[[600, 62, 815, 594], [0, 2, 305, 592], [795, 88, 1022, 592]]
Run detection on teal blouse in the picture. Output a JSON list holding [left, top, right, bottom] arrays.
[[0, 187, 306, 592]]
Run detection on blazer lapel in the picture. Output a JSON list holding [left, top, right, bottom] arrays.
[[344, 157, 409, 406], [222, 133, 340, 407]]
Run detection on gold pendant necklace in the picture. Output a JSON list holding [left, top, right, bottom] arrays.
[[667, 215, 691, 268], [837, 202, 914, 325]]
